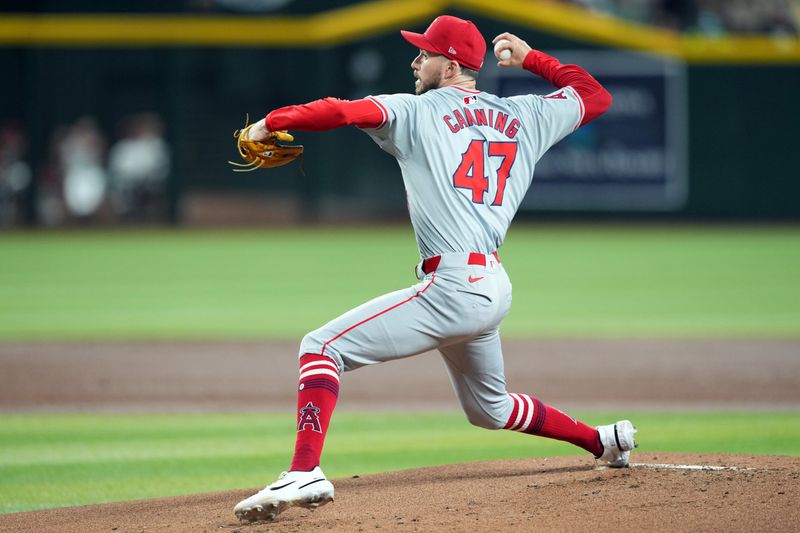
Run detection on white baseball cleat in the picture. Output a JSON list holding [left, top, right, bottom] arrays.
[[234, 466, 334, 523], [595, 420, 638, 468]]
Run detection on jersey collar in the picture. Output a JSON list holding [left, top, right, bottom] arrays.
[[444, 85, 480, 95]]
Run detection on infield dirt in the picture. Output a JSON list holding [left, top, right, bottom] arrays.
[[1, 339, 799, 532]]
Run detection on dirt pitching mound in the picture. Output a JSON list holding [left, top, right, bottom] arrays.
[[2, 453, 797, 533]]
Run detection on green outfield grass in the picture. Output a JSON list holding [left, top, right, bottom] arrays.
[[1, 411, 798, 514], [1, 225, 799, 340]]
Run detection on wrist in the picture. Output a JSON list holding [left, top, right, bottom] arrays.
[[522, 49, 547, 73], [246, 119, 270, 142]]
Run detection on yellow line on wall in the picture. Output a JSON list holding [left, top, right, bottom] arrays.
[[0, 0, 798, 63], [680, 34, 800, 64], [0, 15, 297, 46], [309, 0, 442, 45], [0, 0, 440, 47]]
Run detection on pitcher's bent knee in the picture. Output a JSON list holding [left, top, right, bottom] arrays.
[[299, 330, 344, 373], [464, 410, 506, 430], [461, 394, 515, 430]]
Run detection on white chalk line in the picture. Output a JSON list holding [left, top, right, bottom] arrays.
[[629, 463, 757, 472]]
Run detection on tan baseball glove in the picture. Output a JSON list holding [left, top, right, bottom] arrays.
[[229, 115, 303, 171]]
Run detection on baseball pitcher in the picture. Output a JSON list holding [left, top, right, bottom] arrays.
[[233, 15, 636, 523]]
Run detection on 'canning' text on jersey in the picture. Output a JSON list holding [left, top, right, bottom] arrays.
[[442, 107, 522, 139]]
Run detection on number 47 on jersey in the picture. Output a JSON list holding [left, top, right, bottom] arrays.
[[453, 139, 518, 206]]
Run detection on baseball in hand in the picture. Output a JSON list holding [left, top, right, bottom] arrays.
[[494, 39, 512, 61]]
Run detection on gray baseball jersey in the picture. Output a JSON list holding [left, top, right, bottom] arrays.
[[300, 84, 584, 427], [363, 85, 583, 259]]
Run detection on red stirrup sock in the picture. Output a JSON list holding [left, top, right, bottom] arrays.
[[504, 393, 602, 457], [289, 353, 340, 471]]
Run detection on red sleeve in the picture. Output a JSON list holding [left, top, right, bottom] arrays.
[[265, 97, 384, 131], [522, 50, 612, 127]]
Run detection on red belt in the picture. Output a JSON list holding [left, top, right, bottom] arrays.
[[422, 252, 500, 274]]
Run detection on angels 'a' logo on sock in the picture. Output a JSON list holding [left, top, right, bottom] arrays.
[[297, 402, 322, 433]]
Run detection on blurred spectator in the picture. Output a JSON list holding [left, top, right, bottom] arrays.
[[59, 116, 108, 219], [108, 113, 170, 221], [658, 0, 699, 31], [34, 125, 68, 227], [693, 0, 726, 35], [0, 122, 32, 227], [722, 0, 798, 36], [560, 0, 799, 35]]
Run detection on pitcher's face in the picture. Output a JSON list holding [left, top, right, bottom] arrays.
[[411, 49, 445, 95]]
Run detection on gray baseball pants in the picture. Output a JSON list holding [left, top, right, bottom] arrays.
[[299, 252, 515, 429]]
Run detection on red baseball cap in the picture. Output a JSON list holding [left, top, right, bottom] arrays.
[[401, 15, 486, 71]]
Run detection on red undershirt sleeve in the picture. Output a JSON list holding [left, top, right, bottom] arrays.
[[522, 50, 612, 126], [265, 97, 384, 131]]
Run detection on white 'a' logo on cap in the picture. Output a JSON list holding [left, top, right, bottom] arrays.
[[448, 46, 457, 55]]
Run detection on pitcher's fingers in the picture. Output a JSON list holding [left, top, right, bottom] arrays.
[[492, 32, 514, 45]]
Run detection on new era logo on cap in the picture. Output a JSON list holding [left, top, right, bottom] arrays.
[[400, 15, 486, 71]]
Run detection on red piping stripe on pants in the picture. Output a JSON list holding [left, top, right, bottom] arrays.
[[320, 274, 436, 359]]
